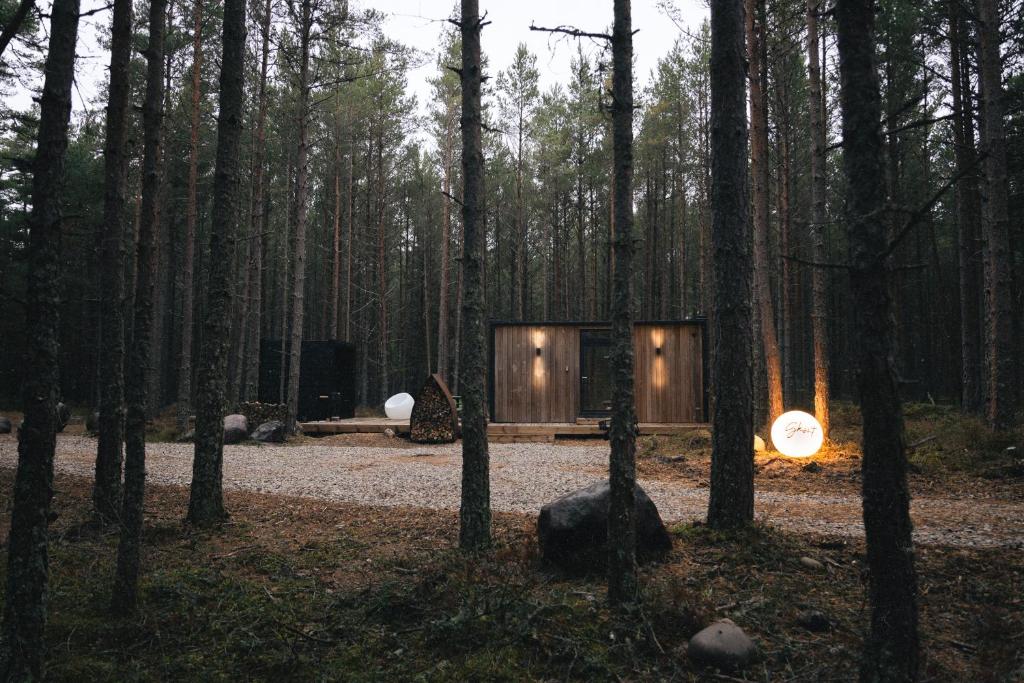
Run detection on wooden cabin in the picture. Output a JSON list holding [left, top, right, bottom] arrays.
[[489, 321, 707, 424]]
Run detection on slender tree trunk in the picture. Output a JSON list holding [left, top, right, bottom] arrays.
[[976, 0, 1016, 431], [286, 0, 312, 433], [608, 0, 638, 608], [331, 102, 343, 339], [345, 129, 355, 341], [94, 0, 133, 521], [835, 0, 919, 679], [376, 132, 388, 402], [707, 0, 754, 530], [437, 133, 454, 380], [243, 0, 271, 403], [0, 1, 79, 676], [746, 0, 783, 430], [458, 0, 491, 551], [113, 0, 166, 613], [948, 1, 983, 414], [177, 0, 203, 434], [806, 0, 831, 437], [187, 0, 246, 526]]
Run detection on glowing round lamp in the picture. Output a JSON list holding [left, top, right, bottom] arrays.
[[770, 410, 824, 458]]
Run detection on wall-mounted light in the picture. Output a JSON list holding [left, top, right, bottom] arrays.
[[536, 347, 542, 356], [655, 346, 662, 356]]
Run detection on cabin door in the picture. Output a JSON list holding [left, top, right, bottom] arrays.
[[579, 329, 614, 417]]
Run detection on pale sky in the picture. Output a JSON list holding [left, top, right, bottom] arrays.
[[4, 0, 710, 128]]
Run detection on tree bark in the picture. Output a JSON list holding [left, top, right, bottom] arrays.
[[286, 0, 312, 433], [707, 0, 754, 530], [94, 0, 133, 522], [176, 0, 203, 434], [607, 0, 638, 608], [437, 126, 454, 380], [113, 0, 166, 613], [835, 0, 919, 679], [976, 0, 1016, 431], [457, 0, 491, 551], [746, 0, 783, 431], [187, 0, 246, 526], [242, 0, 272, 402], [806, 0, 831, 437], [0, 0, 79, 676]]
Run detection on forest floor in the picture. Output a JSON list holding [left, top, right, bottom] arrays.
[[0, 468, 1020, 681], [0, 403, 1020, 679]]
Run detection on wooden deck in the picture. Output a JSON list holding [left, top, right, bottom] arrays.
[[300, 417, 709, 442]]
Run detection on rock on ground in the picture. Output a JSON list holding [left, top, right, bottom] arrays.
[[223, 414, 249, 445], [251, 420, 286, 444], [688, 619, 757, 671], [56, 402, 70, 432], [537, 480, 672, 572], [0, 417, 10, 434]]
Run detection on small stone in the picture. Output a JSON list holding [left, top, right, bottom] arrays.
[[251, 420, 286, 443], [799, 556, 824, 570], [0, 416, 11, 434], [223, 414, 249, 444], [754, 435, 766, 452], [796, 610, 832, 632], [802, 461, 822, 473], [55, 402, 71, 432], [383, 427, 396, 438], [688, 619, 757, 671]]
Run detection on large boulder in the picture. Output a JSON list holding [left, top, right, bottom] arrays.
[[0, 416, 11, 434], [537, 481, 672, 572], [251, 420, 286, 443], [223, 414, 249, 444], [410, 374, 458, 444], [688, 619, 757, 671]]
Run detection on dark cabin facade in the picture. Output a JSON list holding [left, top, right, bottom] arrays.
[[489, 320, 707, 424]]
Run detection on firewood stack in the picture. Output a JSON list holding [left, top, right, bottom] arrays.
[[410, 373, 459, 444]]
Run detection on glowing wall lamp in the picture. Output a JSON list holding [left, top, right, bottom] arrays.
[[536, 346, 542, 356], [655, 346, 662, 356], [770, 410, 824, 458]]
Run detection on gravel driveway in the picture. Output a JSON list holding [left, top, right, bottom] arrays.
[[1, 435, 1021, 548]]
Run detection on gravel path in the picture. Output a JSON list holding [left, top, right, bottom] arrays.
[[1, 435, 1021, 548]]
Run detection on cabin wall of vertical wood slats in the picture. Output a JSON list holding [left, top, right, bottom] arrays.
[[632, 323, 704, 423], [493, 325, 579, 422], [492, 322, 703, 423]]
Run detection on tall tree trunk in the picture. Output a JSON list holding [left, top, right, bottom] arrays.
[[746, 0, 783, 431], [437, 131, 453, 379], [0, 0, 79, 676], [177, 0, 203, 434], [243, 0, 272, 402], [948, 0, 983, 414], [94, 0, 133, 521], [376, 132, 388, 402], [113, 0, 166, 613], [331, 101, 343, 339], [187, 0, 246, 526], [608, 0, 638, 608], [458, 0, 491, 551], [976, 0, 1016, 431], [707, 0, 754, 530], [835, 0, 919, 679], [806, 0, 831, 437], [286, 0, 312, 433]]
